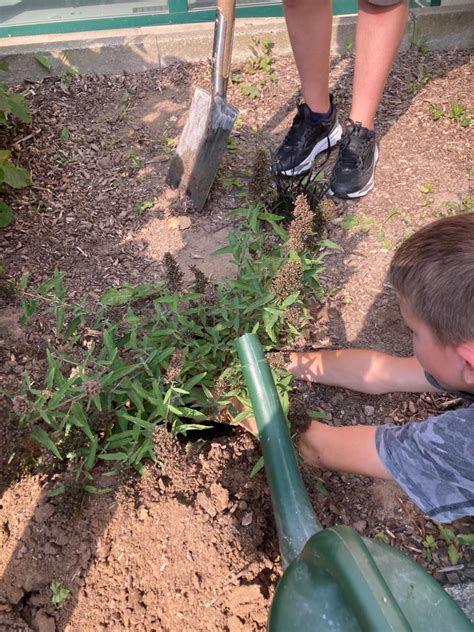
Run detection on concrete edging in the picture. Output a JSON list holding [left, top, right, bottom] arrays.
[[0, 6, 473, 83]]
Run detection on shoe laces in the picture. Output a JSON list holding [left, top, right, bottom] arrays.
[[337, 121, 371, 169], [282, 104, 308, 147]]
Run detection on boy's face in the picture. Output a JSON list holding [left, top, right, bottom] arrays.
[[399, 299, 468, 391]]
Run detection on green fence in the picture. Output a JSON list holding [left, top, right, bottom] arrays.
[[0, 0, 440, 39]]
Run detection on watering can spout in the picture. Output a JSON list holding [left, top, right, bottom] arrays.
[[235, 333, 321, 566]]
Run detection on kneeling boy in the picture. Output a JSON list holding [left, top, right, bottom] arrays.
[[285, 213, 473, 522]]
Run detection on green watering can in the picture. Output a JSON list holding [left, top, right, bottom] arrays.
[[235, 333, 472, 631]]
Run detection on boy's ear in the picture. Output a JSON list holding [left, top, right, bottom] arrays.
[[457, 342, 474, 385]]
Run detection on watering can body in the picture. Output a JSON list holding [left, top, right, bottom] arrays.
[[235, 333, 472, 632], [269, 527, 472, 631]]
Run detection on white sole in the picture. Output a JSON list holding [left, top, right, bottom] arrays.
[[278, 122, 343, 177], [328, 145, 379, 199]]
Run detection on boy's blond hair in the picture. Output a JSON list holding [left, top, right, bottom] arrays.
[[389, 213, 474, 345]]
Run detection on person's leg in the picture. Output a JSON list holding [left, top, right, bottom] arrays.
[[274, 0, 341, 176], [329, 0, 408, 198], [350, 0, 409, 129], [283, 0, 333, 114]]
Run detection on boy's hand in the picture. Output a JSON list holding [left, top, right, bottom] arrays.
[[298, 420, 393, 480]]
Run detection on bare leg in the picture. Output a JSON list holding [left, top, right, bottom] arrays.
[[350, 0, 409, 129], [282, 0, 333, 113]]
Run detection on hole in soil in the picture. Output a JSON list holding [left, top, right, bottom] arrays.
[[14, 590, 38, 624], [175, 419, 235, 444]]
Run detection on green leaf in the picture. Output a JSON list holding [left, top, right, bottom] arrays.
[[448, 543, 460, 565], [84, 437, 98, 471], [0, 88, 31, 123], [97, 452, 128, 461], [420, 182, 433, 194], [60, 126, 70, 142], [48, 485, 65, 497], [92, 395, 102, 412], [63, 315, 83, 341], [263, 308, 279, 343], [55, 306, 65, 334], [239, 82, 260, 99], [280, 291, 300, 309], [341, 213, 358, 230], [182, 372, 207, 391], [457, 533, 474, 545], [71, 402, 94, 441], [0, 161, 32, 189], [38, 275, 60, 296], [0, 200, 13, 228], [20, 297, 40, 323], [231, 409, 254, 425], [438, 525, 456, 542], [102, 364, 138, 386], [119, 412, 155, 431], [318, 238, 343, 251], [31, 426, 62, 459], [34, 54, 53, 71], [19, 272, 30, 290], [84, 484, 113, 495], [307, 409, 332, 421], [172, 421, 212, 434], [250, 456, 264, 478], [100, 287, 136, 305], [211, 245, 234, 257]]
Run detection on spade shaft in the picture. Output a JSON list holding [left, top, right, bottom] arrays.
[[166, 0, 238, 211]]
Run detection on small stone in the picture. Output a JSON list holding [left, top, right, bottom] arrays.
[[196, 492, 217, 518], [353, 520, 367, 532], [445, 572, 460, 584], [237, 500, 248, 511], [53, 532, 70, 547], [4, 584, 24, 605], [330, 392, 344, 406], [44, 542, 60, 556], [32, 610, 56, 632], [364, 405, 375, 417], [231, 584, 261, 605], [137, 507, 148, 521], [23, 570, 48, 592], [228, 615, 244, 631], [34, 503, 56, 523], [408, 400, 416, 414], [158, 478, 166, 492], [210, 482, 230, 513], [241, 512, 253, 527]]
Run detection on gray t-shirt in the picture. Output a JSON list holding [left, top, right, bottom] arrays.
[[375, 375, 474, 522]]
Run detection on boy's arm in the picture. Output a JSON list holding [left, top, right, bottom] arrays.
[[298, 421, 393, 480], [288, 349, 439, 395]]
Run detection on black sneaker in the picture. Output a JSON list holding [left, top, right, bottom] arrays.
[[329, 121, 379, 199], [274, 98, 342, 176]]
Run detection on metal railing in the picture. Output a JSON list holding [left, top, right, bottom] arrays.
[[0, 0, 440, 39]]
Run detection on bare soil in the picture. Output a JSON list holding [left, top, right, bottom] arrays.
[[0, 47, 473, 631]]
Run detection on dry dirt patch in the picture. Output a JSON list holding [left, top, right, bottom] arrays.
[[0, 48, 473, 630]]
